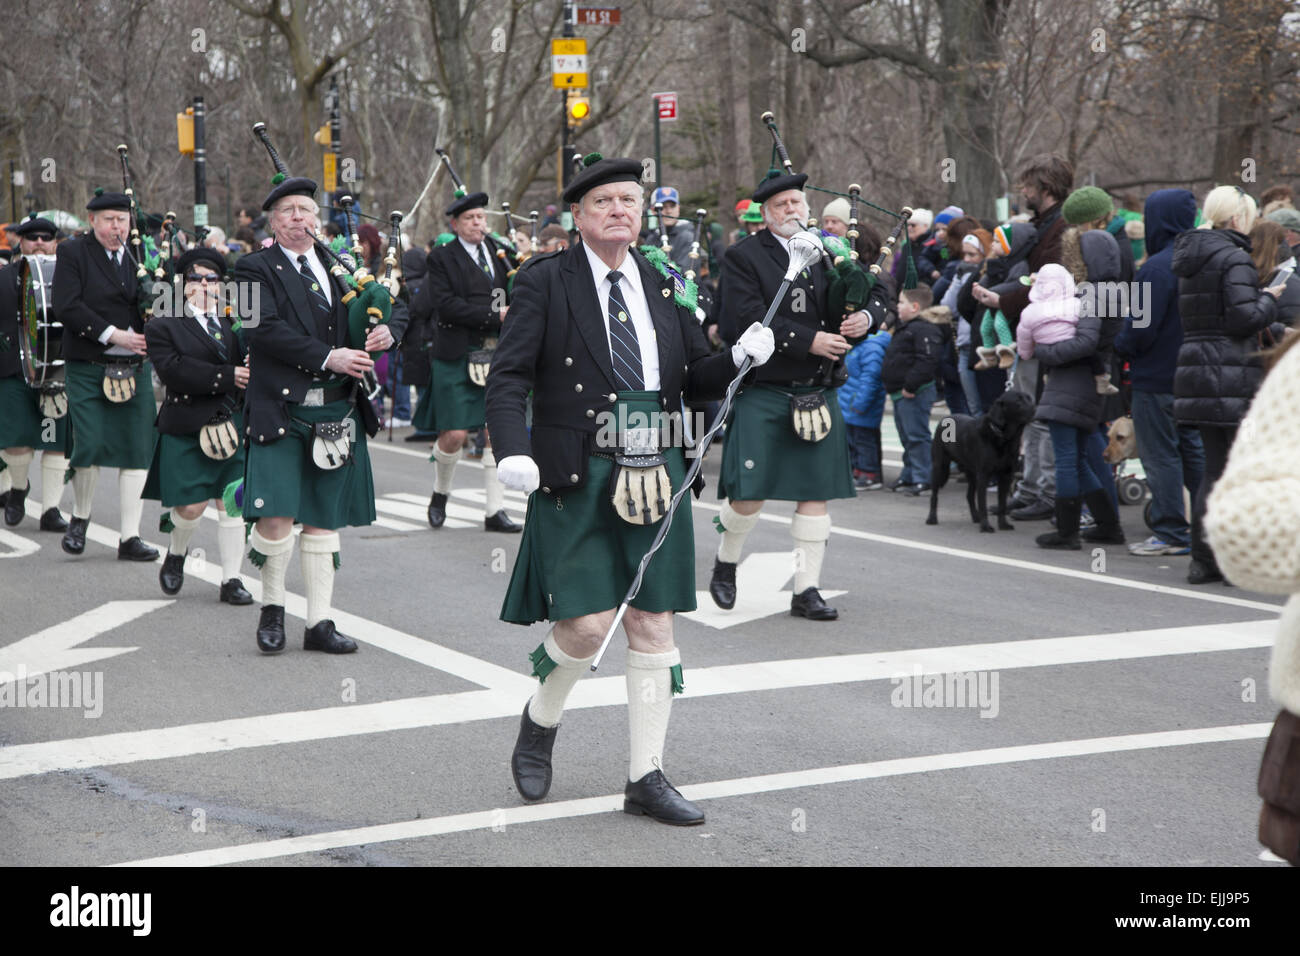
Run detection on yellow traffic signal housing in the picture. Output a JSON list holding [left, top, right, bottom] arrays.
[[566, 91, 591, 129], [313, 123, 331, 146], [176, 109, 195, 157]]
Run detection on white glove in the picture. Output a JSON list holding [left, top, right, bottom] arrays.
[[496, 455, 540, 493], [731, 322, 776, 368]]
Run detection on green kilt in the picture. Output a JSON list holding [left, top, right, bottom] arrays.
[[412, 355, 485, 432], [142, 411, 245, 507], [65, 360, 156, 470], [717, 383, 856, 502], [501, 391, 696, 624], [242, 396, 375, 530], [0, 375, 68, 450]]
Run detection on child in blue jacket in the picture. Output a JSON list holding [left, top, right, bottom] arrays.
[[839, 328, 892, 490]]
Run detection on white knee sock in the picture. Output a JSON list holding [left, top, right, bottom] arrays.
[[218, 515, 245, 581], [527, 629, 595, 728], [250, 526, 294, 608], [118, 468, 148, 540], [40, 452, 67, 513], [716, 500, 761, 563], [791, 512, 832, 593], [71, 465, 99, 519], [0, 466, 9, 494], [0, 450, 33, 492], [167, 509, 201, 557], [431, 443, 459, 495], [299, 531, 340, 627], [482, 448, 505, 517], [626, 647, 681, 782]]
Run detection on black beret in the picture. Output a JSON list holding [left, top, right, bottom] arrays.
[[261, 176, 318, 211], [86, 191, 132, 212], [562, 154, 643, 205], [752, 172, 808, 204], [176, 247, 228, 277], [446, 191, 489, 218], [14, 215, 58, 237]]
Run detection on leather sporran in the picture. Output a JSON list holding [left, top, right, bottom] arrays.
[[790, 391, 832, 442], [467, 348, 494, 387], [38, 387, 68, 419], [608, 426, 671, 526], [310, 419, 354, 471], [199, 415, 240, 461], [102, 361, 139, 403]]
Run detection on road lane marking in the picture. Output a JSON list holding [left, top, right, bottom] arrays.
[[0, 600, 168, 682]]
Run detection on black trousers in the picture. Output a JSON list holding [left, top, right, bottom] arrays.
[[1189, 424, 1237, 568]]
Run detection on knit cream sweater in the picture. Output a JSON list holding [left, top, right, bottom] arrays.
[[1205, 340, 1300, 715]]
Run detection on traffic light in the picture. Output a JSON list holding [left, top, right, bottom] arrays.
[[566, 90, 590, 130], [176, 108, 195, 157]]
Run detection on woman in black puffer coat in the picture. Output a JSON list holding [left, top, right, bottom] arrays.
[[1172, 186, 1285, 584]]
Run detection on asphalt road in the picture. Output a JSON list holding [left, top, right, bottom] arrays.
[[0, 418, 1288, 867]]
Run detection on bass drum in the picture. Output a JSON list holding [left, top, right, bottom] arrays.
[[17, 254, 67, 417]]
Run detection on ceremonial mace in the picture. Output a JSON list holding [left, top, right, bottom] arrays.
[[589, 229, 825, 672]]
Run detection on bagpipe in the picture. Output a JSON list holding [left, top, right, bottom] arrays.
[[251, 122, 395, 401], [758, 111, 914, 318]]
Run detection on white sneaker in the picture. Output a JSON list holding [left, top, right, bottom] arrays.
[[1128, 535, 1190, 556], [386, 417, 412, 428]]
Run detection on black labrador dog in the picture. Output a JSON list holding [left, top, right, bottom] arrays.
[[926, 389, 1037, 533]]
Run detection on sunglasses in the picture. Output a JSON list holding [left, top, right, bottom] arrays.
[[185, 273, 221, 284], [26, 234, 54, 242]]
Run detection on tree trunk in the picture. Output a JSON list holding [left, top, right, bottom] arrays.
[[714, 2, 740, 232], [937, 0, 1005, 220]]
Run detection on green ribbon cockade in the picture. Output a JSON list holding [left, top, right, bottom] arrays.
[[637, 244, 698, 313]]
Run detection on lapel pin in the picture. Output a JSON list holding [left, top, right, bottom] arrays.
[[661, 288, 670, 298]]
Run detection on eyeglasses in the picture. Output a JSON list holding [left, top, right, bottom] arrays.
[[185, 273, 221, 284]]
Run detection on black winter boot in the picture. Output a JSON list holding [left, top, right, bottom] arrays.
[[1036, 496, 1082, 550], [1080, 489, 1125, 544]]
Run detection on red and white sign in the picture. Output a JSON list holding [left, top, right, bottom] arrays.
[[653, 91, 677, 122], [576, 7, 620, 26]]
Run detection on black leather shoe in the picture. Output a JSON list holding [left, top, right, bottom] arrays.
[[484, 509, 521, 533], [1010, 500, 1054, 521], [159, 552, 185, 595], [511, 705, 559, 801], [118, 536, 160, 561], [39, 508, 68, 532], [220, 578, 254, 605], [304, 619, 358, 653], [427, 491, 447, 528], [904, 482, 932, 496], [4, 483, 28, 526], [791, 586, 838, 620], [624, 770, 705, 826], [709, 558, 737, 610], [256, 605, 285, 653], [61, 516, 88, 555]]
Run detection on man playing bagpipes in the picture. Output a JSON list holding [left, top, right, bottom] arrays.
[[0, 215, 70, 531], [234, 127, 406, 655], [51, 189, 160, 561], [486, 153, 776, 824], [142, 246, 252, 605], [415, 153, 520, 533]]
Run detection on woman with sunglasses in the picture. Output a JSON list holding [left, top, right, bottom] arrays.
[[142, 246, 252, 604]]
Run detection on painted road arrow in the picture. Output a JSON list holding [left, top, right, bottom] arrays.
[[0, 528, 39, 559], [680, 551, 847, 630], [0, 600, 171, 683]]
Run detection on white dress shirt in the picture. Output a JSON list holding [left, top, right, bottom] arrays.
[[458, 236, 492, 273], [582, 242, 660, 390]]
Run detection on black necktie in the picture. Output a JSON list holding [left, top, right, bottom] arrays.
[[605, 270, 644, 391], [205, 314, 227, 358], [477, 244, 493, 279], [115, 250, 130, 286], [297, 254, 332, 324]]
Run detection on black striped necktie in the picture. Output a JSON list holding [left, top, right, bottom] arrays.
[[204, 314, 227, 358], [477, 244, 493, 279], [605, 270, 644, 391]]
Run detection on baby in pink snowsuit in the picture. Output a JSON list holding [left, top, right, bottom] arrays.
[[1016, 263, 1115, 394]]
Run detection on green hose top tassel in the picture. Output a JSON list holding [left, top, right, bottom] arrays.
[[902, 235, 918, 290]]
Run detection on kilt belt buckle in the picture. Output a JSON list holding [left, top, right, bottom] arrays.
[[609, 426, 671, 526], [302, 387, 325, 407], [790, 389, 832, 442], [310, 418, 355, 470], [467, 338, 497, 388], [199, 412, 240, 461], [101, 346, 142, 404]]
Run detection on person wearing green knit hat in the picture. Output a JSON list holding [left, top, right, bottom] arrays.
[[1061, 186, 1114, 228]]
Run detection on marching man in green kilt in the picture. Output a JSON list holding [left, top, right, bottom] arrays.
[[0, 215, 69, 530], [486, 155, 775, 824], [233, 171, 403, 655], [709, 173, 872, 621], [414, 186, 520, 533], [142, 247, 252, 604], [51, 190, 161, 562]]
